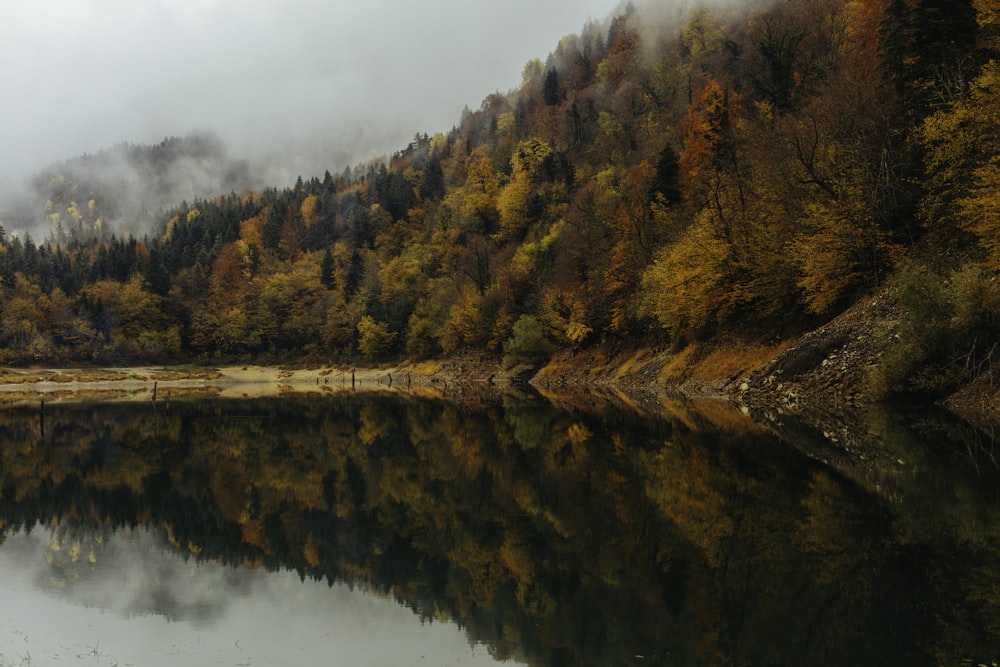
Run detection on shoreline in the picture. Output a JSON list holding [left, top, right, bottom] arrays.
[[1, 351, 994, 505], [0, 364, 435, 403], [2, 298, 997, 436]]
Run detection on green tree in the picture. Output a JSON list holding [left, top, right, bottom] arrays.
[[502, 315, 555, 368], [320, 247, 335, 289]]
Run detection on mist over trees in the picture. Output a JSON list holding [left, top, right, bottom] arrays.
[[0, 135, 267, 242], [0, 0, 995, 398]]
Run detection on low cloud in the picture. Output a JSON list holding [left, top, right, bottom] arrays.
[[1, 0, 615, 187]]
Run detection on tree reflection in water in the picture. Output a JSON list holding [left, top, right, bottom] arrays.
[[0, 392, 998, 666]]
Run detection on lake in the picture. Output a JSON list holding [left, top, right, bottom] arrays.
[[0, 390, 998, 666]]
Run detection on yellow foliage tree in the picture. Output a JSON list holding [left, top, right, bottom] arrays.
[[239, 208, 268, 249], [497, 138, 553, 240], [921, 61, 1000, 268], [639, 209, 734, 331], [357, 315, 396, 359], [446, 148, 501, 233], [792, 195, 876, 313], [116, 275, 169, 339], [440, 284, 486, 355], [300, 194, 320, 229]]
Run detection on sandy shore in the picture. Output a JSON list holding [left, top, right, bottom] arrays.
[[0, 364, 440, 403]]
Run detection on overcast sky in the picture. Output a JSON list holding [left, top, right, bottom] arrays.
[[2, 0, 618, 184]]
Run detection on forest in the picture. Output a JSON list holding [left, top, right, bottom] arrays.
[[0, 0, 997, 398]]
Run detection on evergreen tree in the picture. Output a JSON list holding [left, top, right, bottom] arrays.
[[419, 157, 446, 201], [320, 247, 335, 289], [144, 248, 171, 296], [652, 145, 682, 205], [879, 0, 979, 117], [542, 68, 561, 106], [263, 201, 285, 249]]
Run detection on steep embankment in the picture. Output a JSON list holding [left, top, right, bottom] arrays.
[[731, 293, 901, 412], [531, 292, 901, 412], [535, 288, 1000, 464], [536, 285, 1000, 425], [728, 290, 999, 431]]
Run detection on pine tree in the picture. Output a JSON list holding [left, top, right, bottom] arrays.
[[651, 145, 681, 205], [542, 68, 561, 106], [144, 248, 171, 296], [320, 247, 335, 289], [879, 0, 978, 116]]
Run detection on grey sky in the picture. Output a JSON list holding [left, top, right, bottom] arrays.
[[2, 0, 618, 184]]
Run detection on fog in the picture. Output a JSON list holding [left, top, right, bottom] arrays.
[[2, 0, 618, 187], [0, 525, 514, 666]]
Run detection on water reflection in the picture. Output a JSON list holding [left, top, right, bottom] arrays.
[[3, 525, 242, 623], [0, 392, 998, 666], [0, 526, 505, 666]]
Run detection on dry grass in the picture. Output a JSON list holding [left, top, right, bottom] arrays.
[[0, 373, 43, 385], [688, 341, 793, 381], [537, 348, 611, 377], [614, 349, 652, 379], [149, 369, 223, 381], [0, 389, 134, 402], [659, 345, 697, 381], [0, 367, 224, 385], [408, 360, 444, 376], [159, 387, 221, 399], [52, 372, 136, 383], [0, 371, 134, 384]]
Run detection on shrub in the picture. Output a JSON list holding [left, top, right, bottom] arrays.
[[872, 261, 1000, 397], [502, 315, 556, 369]]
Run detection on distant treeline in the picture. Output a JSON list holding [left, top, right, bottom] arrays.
[[0, 0, 997, 397]]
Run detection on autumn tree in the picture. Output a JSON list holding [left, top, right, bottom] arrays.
[[920, 60, 1000, 266], [445, 148, 501, 235], [357, 315, 396, 359], [879, 0, 979, 116], [497, 138, 554, 240]]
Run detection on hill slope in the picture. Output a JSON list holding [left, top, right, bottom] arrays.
[[0, 0, 994, 410]]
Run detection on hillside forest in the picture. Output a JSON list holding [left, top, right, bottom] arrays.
[[0, 0, 997, 398]]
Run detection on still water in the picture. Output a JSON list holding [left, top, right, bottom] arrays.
[[0, 391, 998, 666], [0, 527, 501, 666]]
